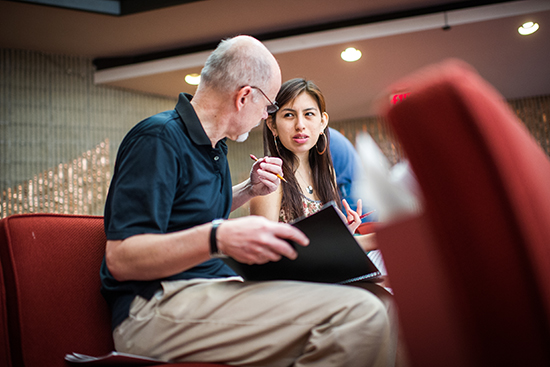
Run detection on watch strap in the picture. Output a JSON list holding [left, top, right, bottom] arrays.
[[210, 219, 226, 258]]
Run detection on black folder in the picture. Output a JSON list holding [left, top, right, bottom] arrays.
[[224, 201, 381, 284]]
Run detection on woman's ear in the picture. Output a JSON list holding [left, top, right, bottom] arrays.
[[321, 111, 329, 130], [266, 115, 278, 135]]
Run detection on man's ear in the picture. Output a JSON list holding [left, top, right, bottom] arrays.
[[236, 86, 252, 111]]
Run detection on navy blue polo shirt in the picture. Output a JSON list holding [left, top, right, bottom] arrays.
[[100, 93, 238, 329]]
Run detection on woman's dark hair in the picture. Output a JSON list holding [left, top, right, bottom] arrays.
[[263, 78, 340, 220]]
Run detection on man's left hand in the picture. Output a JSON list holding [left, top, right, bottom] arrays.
[[249, 156, 284, 196]]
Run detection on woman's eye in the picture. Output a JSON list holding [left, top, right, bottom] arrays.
[[283, 112, 294, 118]]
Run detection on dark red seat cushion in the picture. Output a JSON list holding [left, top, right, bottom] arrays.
[[0, 213, 229, 367]]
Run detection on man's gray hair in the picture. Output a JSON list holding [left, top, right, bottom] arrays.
[[200, 37, 273, 93]]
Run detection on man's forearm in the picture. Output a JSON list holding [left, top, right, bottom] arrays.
[[231, 178, 254, 211], [105, 224, 212, 282]]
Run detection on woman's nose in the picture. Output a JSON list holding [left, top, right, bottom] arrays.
[[295, 116, 305, 130]]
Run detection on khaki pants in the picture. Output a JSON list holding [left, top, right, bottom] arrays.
[[113, 278, 397, 367]]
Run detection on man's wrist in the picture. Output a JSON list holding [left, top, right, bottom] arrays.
[[210, 219, 227, 258], [245, 178, 257, 197]]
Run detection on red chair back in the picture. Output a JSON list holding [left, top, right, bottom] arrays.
[[0, 213, 232, 367], [0, 251, 11, 367], [0, 214, 113, 367], [376, 59, 550, 366]]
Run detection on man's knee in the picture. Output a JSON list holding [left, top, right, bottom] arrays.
[[336, 287, 389, 329]]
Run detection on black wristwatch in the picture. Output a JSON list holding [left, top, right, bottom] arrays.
[[210, 219, 227, 258]]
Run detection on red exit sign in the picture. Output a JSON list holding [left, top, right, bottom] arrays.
[[391, 92, 411, 104]]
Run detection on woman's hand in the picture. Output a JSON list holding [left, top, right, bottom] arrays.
[[342, 198, 362, 234]]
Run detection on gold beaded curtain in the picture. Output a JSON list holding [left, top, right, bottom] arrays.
[[1, 140, 110, 216], [1, 49, 549, 219]]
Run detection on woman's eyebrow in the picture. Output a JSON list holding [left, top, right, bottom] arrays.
[[281, 107, 296, 113], [281, 106, 318, 113]]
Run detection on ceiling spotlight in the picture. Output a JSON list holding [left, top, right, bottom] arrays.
[[518, 22, 539, 35], [341, 47, 362, 62], [185, 73, 201, 85]]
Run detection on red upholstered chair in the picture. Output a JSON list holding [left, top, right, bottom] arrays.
[[0, 213, 230, 367], [374, 59, 550, 367], [0, 252, 11, 367], [356, 222, 379, 235]]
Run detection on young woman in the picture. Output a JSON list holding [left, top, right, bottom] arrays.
[[249, 78, 376, 252]]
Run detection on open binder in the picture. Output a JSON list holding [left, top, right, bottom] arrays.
[[224, 202, 381, 284]]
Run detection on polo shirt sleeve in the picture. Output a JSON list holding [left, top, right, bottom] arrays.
[[105, 133, 180, 240]]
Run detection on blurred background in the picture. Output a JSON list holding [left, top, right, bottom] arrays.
[[1, 0, 549, 218]]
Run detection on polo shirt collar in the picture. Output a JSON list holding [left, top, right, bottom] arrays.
[[175, 93, 212, 146]]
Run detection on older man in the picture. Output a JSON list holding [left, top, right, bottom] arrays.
[[100, 35, 395, 367]]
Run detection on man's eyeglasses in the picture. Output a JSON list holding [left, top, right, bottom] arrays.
[[246, 86, 279, 114]]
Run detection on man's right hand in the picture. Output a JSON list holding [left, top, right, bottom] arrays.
[[216, 216, 309, 265]]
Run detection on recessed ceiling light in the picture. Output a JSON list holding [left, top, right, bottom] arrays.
[[341, 47, 362, 62], [185, 73, 201, 85], [518, 21, 539, 35]]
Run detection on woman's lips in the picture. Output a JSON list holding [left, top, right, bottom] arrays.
[[293, 134, 309, 144]]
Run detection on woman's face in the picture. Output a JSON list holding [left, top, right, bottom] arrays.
[[268, 91, 328, 156]]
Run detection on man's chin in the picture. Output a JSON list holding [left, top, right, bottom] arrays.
[[235, 132, 249, 143]]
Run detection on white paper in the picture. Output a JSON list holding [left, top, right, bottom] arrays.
[[354, 133, 422, 222]]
